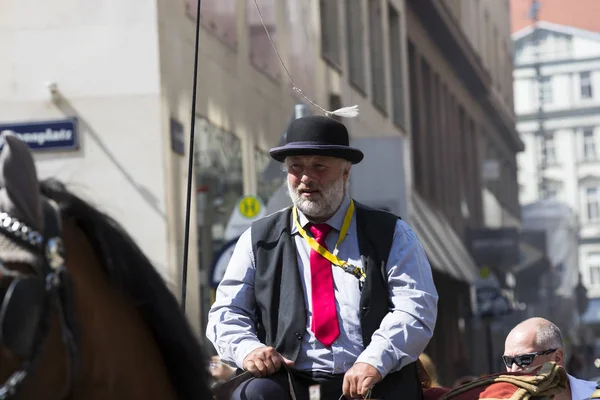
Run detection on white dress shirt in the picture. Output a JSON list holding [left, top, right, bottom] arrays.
[[206, 195, 439, 378]]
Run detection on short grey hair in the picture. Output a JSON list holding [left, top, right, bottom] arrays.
[[534, 321, 564, 350]]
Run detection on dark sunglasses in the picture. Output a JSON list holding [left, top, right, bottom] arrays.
[[502, 349, 557, 368]]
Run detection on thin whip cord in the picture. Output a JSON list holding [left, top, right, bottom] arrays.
[[251, 0, 328, 114], [251, 0, 358, 118], [181, 0, 202, 312]]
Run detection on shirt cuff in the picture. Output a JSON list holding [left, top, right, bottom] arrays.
[[234, 340, 266, 369], [355, 344, 397, 379]]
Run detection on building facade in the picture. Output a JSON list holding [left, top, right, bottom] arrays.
[[406, 0, 523, 376], [513, 22, 600, 327]]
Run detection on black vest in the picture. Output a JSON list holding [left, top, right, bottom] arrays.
[[250, 201, 422, 397]]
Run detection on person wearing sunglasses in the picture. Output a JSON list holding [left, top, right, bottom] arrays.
[[503, 317, 596, 400]]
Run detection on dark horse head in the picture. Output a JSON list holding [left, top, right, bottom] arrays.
[[0, 133, 213, 399]]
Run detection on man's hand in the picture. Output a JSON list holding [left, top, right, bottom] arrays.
[[342, 362, 382, 399], [242, 346, 295, 378]]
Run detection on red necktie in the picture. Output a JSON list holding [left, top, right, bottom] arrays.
[[309, 223, 340, 347]]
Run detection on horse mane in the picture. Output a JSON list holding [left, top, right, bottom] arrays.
[[39, 178, 213, 400]]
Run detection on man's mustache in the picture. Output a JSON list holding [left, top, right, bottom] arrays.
[[296, 182, 319, 191]]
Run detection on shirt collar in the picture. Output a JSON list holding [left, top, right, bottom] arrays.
[[292, 194, 352, 234], [568, 373, 597, 400]]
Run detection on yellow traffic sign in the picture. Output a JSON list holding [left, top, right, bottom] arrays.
[[238, 195, 262, 219], [479, 266, 491, 279]]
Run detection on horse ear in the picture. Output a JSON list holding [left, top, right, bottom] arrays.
[[0, 133, 43, 231]]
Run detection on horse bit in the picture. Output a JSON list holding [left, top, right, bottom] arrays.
[[0, 199, 79, 399]]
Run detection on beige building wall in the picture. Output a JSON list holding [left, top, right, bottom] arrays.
[[0, 0, 174, 297], [0, 0, 204, 336]]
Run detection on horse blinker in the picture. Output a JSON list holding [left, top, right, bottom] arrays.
[[0, 276, 46, 358]]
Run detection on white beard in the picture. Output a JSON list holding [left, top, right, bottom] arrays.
[[287, 177, 346, 220]]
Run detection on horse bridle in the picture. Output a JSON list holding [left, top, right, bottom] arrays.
[[0, 199, 79, 399]]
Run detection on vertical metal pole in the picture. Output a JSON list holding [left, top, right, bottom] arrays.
[[181, 0, 203, 312], [531, 0, 548, 200]]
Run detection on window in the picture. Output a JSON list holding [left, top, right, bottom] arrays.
[[583, 128, 597, 161], [346, 0, 365, 91], [581, 71, 593, 99], [285, 0, 317, 101], [195, 118, 244, 246], [540, 76, 553, 104], [320, 0, 340, 67], [541, 132, 557, 165], [589, 253, 600, 286], [505, 43, 514, 107], [546, 187, 557, 199], [369, 0, 387, 113], [329, 93, 342, 122], [551, 32, 573, 59], [484, 12, 491, 66], [493, 27, 499, 89], [255, 148, 285, 204], [585, 187, 600, 222], [543, 178, 562, 200], [408, 41, 423, 192], [591, 265, 600, 286], [388, 3, 405, 127], [247, 0, 279, 80]]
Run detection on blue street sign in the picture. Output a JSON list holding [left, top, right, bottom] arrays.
[[0, 118, 79, 152]]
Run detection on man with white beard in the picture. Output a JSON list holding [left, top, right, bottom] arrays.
[[207, 115, 438, 400]]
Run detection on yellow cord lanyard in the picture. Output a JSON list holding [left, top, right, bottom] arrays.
[[292, 199, 367, 287]]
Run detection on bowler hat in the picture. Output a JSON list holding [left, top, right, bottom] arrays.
[[269, 116, 364, 164]]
